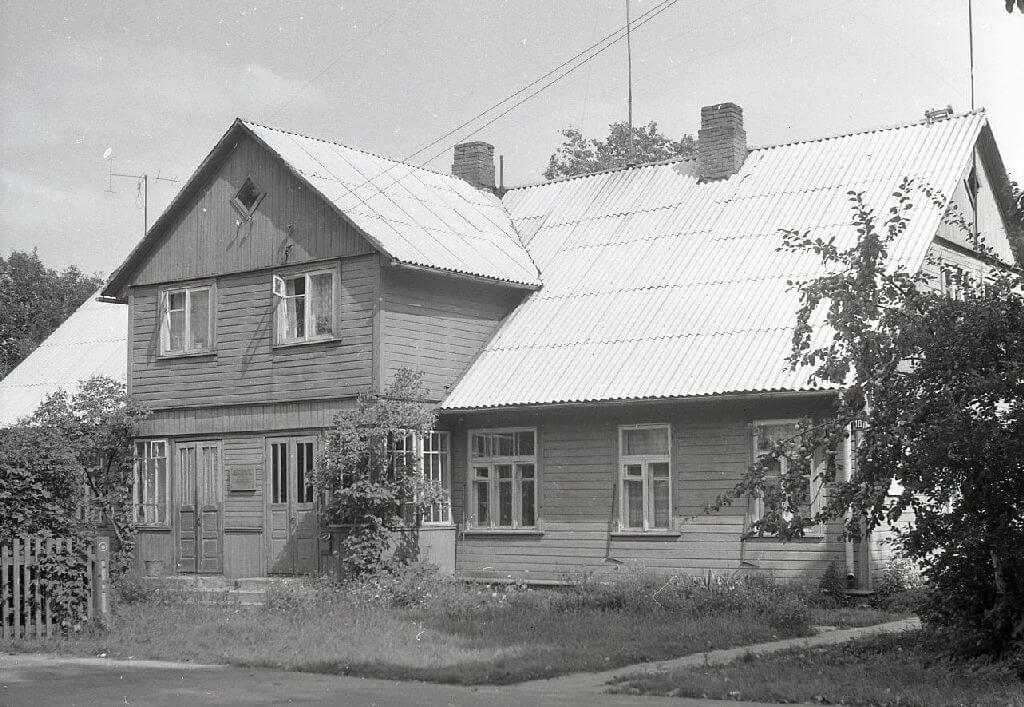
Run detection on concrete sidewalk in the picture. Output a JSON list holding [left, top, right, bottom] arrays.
[[517, 617, 922, 694], [1, 618, 919, 706]]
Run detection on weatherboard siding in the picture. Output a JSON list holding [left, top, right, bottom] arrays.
[[129, 133, 372, 287], [129, 253, 376, 411], [447, 397, 845, 583], [380, 267, 523, 401]]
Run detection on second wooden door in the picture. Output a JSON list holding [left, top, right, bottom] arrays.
[[176, 441, 223, 574], [267, 437, 318, 575]]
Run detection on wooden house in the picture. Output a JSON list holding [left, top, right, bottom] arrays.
[[99, 105, 1021, 583]]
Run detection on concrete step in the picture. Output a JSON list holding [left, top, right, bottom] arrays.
[[233, 576, 304, 592]]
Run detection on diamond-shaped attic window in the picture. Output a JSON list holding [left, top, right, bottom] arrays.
[[232, 178, 263, 217]]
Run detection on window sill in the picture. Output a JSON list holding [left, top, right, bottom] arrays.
[[610, 531, 682, 539], [272, 337, 337, 351], [224, 526, 262, 534], [744, 532, 827, 542], [419, 523, 457, 530], [461, 528, 544, 537], [158, 350, 216, 360], [137, 525, 172, 532]]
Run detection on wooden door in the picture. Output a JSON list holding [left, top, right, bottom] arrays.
[[267, 438, 319, 575], [292, 439, 318, 574], [176, 445, 198, 573], [175, 441, 223, 574], [196, 443, 223, 573]]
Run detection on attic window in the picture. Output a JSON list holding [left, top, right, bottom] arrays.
[[232, 178, 263, 218]]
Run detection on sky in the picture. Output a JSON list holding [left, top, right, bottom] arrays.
[[1, 1, 1022, 277]]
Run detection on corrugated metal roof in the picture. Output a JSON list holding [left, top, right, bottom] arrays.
[[443, 111, 987, 409], [0, 292, 127, 427], [242, 121, 540, 288]]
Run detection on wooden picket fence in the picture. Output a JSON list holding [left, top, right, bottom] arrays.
[[1, 535, 109, 639]]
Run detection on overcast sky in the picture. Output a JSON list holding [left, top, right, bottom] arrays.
[[1, 1, 1021, 276]]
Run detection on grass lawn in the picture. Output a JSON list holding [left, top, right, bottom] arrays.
[[2, 569, 908, 686], [609, 630, 1024, 706]]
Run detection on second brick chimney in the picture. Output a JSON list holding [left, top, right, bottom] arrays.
[[697, 102, 747, 181], [452, 141, 496, 191]]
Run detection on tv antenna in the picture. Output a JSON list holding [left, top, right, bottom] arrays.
[[625, 0, 637, 166], [106, 170, 180, 237]]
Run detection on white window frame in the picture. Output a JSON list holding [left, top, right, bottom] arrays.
[[939, 265, 965, 300], [134, 439, 170, 527], [617, 424, 673, 532], [467, 428, 538, 530], [159, 285, 213, 356], [272, 267, 337, 345], [750, 419, 826, 536], [390, 430, 452, 526]]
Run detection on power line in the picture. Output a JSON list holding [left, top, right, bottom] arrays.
[[288, 0, 681, 231], [400, 0, 678, 168], [416, 0, 681, 167]]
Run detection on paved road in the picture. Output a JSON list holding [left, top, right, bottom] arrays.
[[0, 654, 778, 707]]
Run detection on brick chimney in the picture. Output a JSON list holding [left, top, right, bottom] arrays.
[[452, 141, 495, 191], [697, 102, 747, 181]]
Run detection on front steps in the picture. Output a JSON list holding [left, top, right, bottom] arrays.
[[152, 575, 305, 606]]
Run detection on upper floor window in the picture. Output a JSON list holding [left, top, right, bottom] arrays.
[[232, 177, 264, 219], [272, 269, 335, 345], [618, 424, 671, 531], [160, 285, 212, 355], [469, 429, 537, 529], [751, 420, 826, 535], [134, 440, 169, 526]]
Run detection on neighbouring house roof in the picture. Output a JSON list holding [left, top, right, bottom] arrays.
[[442, 111, 997, 410], [101, 119, 540, 300], [0, 291, 127, 427]]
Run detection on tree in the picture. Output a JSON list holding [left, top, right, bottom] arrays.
[[22, 376, 148, 572], [1, 376, 144, 628], [715, 180, 1024, 659], [0, 249, 103, 379], [315, 370, 447, 578], [1005, 0, 1024, 13], [544, 121, 695, 180]]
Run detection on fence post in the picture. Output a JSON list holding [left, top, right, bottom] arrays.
[[91, 536, 111, 626]]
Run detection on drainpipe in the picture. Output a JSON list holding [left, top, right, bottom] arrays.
[[842, 426, 856, 582]]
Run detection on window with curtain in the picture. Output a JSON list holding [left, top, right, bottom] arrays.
[[469, 429, 537, 529], [272, 269, 335, 344], [618, 425, 672, 531]]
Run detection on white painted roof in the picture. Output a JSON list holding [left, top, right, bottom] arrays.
[[243, 121, 541, 288], [443, 112, 988, 409], [0, 292, 127, 427]]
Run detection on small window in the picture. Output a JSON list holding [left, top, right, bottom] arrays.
[[134, 440, 169, 526], [618, 425, 672, 531], [232, 177, 264, 218], [939, 265, 965, 300], [272, 269, 335, 344], [388, 430, 452, 525], [160, 286, 212, 355], [469, 428, 537, 529]]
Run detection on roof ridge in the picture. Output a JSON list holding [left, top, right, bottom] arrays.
[[239, 118, 453, 181], [505, 109, 987, 193]]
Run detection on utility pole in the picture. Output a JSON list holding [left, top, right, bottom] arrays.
[[625, 0, 636, 166], [108, 172, 179, 237]]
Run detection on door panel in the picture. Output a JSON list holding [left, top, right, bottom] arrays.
[[292, 441, 318, 574], [267, 438, 319, 575], [268, 441, 293, 574], [176, 446, 198, 573], [197, 444, 223, 573]]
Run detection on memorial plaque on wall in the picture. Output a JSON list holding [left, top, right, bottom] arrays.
[[228, 465, 257, 492]]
